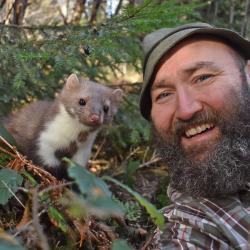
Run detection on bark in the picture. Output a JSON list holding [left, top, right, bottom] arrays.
[[58, 6, 68, 25], [58, 0, 70, 25], [212, 0, 219, 24], [114, 0, 123, 16], [241, 0, 250, 36], [12, 0, 28, 25], [229, 0, 236, 28], [71, 0, 86, 24], [89, 0, 102, 24]]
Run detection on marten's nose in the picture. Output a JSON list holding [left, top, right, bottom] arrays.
[[90, 114, 101, 125]]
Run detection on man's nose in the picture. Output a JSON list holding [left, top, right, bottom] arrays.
[[175, 87, 203, 121]]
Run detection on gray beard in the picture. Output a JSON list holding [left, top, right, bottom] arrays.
[[153, 84, 250, 198]]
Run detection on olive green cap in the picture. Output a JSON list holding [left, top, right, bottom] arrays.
[[140, 22, 250, 120]]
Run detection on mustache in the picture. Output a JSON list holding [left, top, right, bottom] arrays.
[[171, 108, 221, 137]]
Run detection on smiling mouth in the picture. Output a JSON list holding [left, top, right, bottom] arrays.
[[185, 123, 215, 138]]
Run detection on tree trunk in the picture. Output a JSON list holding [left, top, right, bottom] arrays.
[[89, 0, 102, 25], [241, 0, 250, 36], [229, 0, 235, 28], [12, 0, 28, 25], [212, 0, 219, 24], [71, 0, 86, 24], [114, 0, 123, 16]]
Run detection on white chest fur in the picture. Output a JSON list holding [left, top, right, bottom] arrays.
[[37, 104, 98, 168]]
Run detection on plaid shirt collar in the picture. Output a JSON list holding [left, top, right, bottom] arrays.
[[156, 185, 250, 249]]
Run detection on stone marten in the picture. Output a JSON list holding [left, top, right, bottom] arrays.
[[4, 74, 123, 178]]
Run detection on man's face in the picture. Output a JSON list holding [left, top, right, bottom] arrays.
[[150, 37, 250, 197]]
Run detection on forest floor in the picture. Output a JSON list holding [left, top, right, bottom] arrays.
[[0, 135, 170, 250]]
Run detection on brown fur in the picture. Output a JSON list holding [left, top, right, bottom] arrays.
[[4, 100, 60, 159], [54, 141, 78, 160]]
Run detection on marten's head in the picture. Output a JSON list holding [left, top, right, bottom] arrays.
[[58, 74, 123, 128]]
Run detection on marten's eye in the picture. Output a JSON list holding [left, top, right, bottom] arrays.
[[103, 105, 109, 113], [79, 98, 86, 106]]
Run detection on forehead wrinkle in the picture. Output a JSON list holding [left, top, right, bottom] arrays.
[[182, 61, 221, 76]]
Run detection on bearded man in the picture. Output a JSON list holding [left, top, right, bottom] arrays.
[[140, 23, 250, 249]]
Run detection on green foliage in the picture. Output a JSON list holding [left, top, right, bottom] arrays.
[[66, 158, 124, 218], [0, 152, 11, 168], [0, 168, 23, 205], [123, 201, 142, 222], [112, 239, 133, 250], [103, 176, 165, 230], [104, 92, 151, 156], [0, 123, 17, 147], [0, 123, 16, 167], [156, 193, 171, 208], [124, 160, 140, 187], [48, 206, 68, 233], [0, 236, 25, 250], [67, 158, 111, 197], [21, 170, 38, 187]]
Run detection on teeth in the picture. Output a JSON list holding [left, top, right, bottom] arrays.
[[185, 123, 213, 138]]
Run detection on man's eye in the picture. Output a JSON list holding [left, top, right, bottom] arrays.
[[196, 74, 212, 83], [156, 92, 170, 101]]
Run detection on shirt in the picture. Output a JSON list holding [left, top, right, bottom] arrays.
[[153, 185, 250, 250]]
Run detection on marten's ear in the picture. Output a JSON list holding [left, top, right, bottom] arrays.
[[112, 89, 123, 103], [65, 74, 81, 90]]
